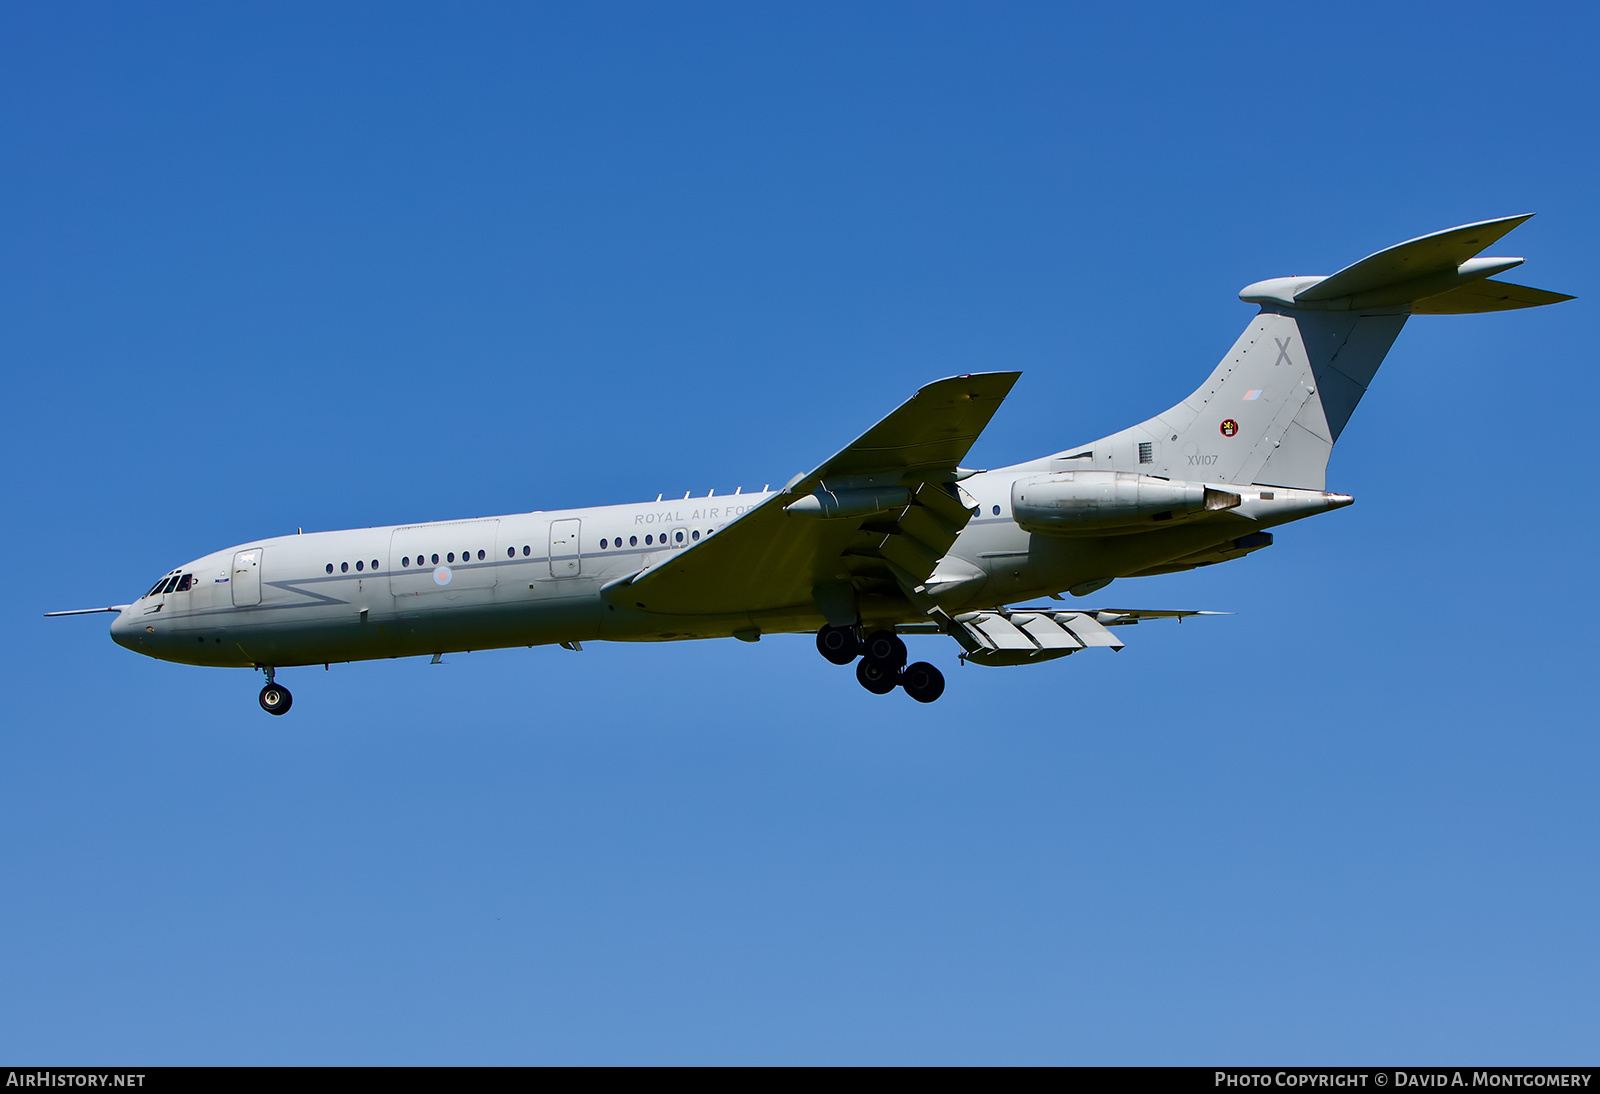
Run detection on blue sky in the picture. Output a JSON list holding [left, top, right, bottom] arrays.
[[3, 1, 1596, 1064]]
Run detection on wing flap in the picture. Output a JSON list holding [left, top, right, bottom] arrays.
[[969, 613, 1037, 651], [1013, 613, 1085, 650], [1055, 612, 1125, 649], [894, 496, 964, 548], [870, 531, 943, 577]]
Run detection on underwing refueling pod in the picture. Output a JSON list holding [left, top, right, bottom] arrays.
[[53, 216, 1572, 712]]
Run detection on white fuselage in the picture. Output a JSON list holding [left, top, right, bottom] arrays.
[[109, 467, 1341, 671]]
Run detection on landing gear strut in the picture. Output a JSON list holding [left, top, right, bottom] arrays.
[[258, 668, 292, 716]]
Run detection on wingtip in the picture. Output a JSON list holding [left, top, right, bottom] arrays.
[[1469, 212, 1535, 231]]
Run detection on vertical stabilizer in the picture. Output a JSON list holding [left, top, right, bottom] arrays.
[[1070, 310, 1406, 491], [1057, 217, 1570, 490]]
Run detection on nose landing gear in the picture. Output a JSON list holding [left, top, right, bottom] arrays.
[[258, 668, 292, 715]]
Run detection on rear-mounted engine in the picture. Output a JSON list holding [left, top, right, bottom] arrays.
[[1011, 470, 1240, 535]]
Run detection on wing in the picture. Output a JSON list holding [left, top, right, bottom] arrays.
[[603, 372, 1021, 618]]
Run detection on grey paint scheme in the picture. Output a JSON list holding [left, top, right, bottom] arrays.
[[110, 479, 1330, 670], [100, 218, 1569, 675]]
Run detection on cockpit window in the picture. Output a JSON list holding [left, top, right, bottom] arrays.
[[144, 572, 195, 598]]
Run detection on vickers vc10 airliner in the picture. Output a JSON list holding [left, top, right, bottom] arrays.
[[50, 216, 1570, 714]]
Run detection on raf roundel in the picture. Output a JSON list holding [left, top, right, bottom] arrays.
[[433, 566, 452, 586], [1220, 418, 1239, 437]]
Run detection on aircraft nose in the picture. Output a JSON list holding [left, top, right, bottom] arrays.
[[109, 609, 140, 651]]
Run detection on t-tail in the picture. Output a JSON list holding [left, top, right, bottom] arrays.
[[1074, 215, 1572, 490]]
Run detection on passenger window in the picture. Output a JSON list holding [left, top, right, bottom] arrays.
[[341, 562, 349, 573], [477, 550, 484, 561], [431, 553, 439, 565], [630, 536, 637, 546], [522, 545, 530, 556], [372, 560, 380, 570], [993, 505, 1001, 515], [601, 539, 609, 549], [675, 531, 684, 543], [402, 557, 410, 568], [447, 553, 455, 563], [326, 564, 334, 574], [507, 547, 514, 558], [645, 534, 653, 545], [356, 560, 364, 571], [691, 530, 700, 541]]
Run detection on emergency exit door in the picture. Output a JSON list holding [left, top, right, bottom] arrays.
[[549, 520, 582, 578]]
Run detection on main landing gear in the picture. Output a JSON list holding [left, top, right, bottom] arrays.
[[258, 667, 292, 716], [816, 625, 945, 703]]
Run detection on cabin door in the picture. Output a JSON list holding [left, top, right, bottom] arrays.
[[231, 549, 262, 606], [549, 519, 582, 578]]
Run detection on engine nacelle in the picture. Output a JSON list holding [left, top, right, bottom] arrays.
[[1011, 471, 1240, 535]]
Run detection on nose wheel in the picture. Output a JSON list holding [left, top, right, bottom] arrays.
[[259, 679, 293, 715]]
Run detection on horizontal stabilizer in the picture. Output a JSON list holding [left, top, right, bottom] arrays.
[[1239, 215, 1571, 313], [1411, 278, 1576, 314], [1297, 214, 1531, 301]]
